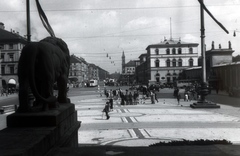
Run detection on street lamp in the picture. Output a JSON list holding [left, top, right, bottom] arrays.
[[127, 70, 130, 87], [190, 0, 226, 108], [233, 30, 240, 37]]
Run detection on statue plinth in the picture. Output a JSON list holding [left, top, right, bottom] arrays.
[[0, 103, 81, 156], [190, 82, 220, 109], [7, 103, 76, 127]]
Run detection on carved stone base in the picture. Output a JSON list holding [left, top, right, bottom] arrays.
[[190, 101, 220, 108], [0, 103, 81, 156]]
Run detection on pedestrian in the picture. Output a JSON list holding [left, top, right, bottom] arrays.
[[102, 102, 110, 120], [109, 90, 113, 111], [133, 91, 139, 105], [113, 89, 119, 105], [140, 93, 145, 104], [150, 90, 155, 104], [129, 92, 133, 105], [143, 86, 147, 95], [120, 91, 125, 105], [184, 91, 189, 101], [173, 87, 179, 98], [125, 90, 129, 105], [5, 88, 8, 97], [177, 92, 181, 105], [1, 88, 4, 96]]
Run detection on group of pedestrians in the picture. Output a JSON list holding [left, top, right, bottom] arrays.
[[102, 87, 161, 120], [1, 88, 16, 97], [173, 85, 202, 105], [102, 88, 142, 120]]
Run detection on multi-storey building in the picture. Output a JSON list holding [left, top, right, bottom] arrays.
[[70, 54, 109, 85], [88, 63, 99, 80], [0, 22, 27, 89], [136, 38, 199, 85], [98, 67, 109, 81], [69, 55, 89, 85]]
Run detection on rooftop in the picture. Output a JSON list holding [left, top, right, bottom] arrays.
[[146, 39, 199, 50], [0, 25, 27, 44]]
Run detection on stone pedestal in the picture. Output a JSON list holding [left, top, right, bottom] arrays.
[[190, 101, 220, 108], [0, 103, 81, 156]]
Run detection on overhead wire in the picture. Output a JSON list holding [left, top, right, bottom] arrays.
[[1, 3, 239, 12]]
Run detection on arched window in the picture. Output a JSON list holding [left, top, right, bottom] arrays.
[[166, 59, 170, 67], [178, 48, 182, 54], [155, 73, 160, 83], [155, 59, 160, 67], [172, 48, 176, 54], [189, 47, 193, 54], [155, 48, 159, 55], [172, 59, 176, 67], [189, 58, 194, 67], [178, 59, 182, 67], [166, 48, 170, 55], [166, 72, 171, 83]]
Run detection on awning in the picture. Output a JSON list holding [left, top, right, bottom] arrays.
[[8, 79, 16, 84]]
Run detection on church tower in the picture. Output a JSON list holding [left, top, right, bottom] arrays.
[[122, 51, 125, 74]]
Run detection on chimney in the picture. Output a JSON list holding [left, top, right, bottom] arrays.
[[0, 22, 5, 30]]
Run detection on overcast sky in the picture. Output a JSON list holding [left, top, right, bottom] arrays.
[[0, 0, 240, 73]]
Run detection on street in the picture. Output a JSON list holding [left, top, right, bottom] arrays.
[[1, 85, 240, 147]]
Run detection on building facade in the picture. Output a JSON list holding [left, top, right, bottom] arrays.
[[88, 63, 99, 80], [69, 54, 109, 85], [183, 41, 238, 93], [69, 55, 89, 85], [98, 67, 109, 81], [136, 39, 199, 85], [0, 22, 27, 89]]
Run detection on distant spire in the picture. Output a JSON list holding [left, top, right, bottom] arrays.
[[170, 17, 172, 40], [122, 51, 125, 58], [122, 51, 125, 74]]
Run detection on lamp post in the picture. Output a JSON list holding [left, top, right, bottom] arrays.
[[233, 30, 240, 37], [127, 70, 130, 87], [190, 0, 220, 108]]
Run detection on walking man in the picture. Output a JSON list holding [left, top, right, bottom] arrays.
[[103, 102, 110, 120]]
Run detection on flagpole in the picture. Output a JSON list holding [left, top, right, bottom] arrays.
[[26, 0, 31, 42]]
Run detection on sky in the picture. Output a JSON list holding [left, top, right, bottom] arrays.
[[0, 0, 240, 73]]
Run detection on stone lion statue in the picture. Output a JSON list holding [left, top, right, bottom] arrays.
[[17, 37, 70, 112]]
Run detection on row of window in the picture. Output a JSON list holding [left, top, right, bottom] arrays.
[[1, 53, 15, 61], [1, 66, 15, 74], [155, 47, 193, 55], [155, 75, 178, 83], [0, 44, 15, 50], [154, 58, 194, 67], [126, 67, 135, 71]]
